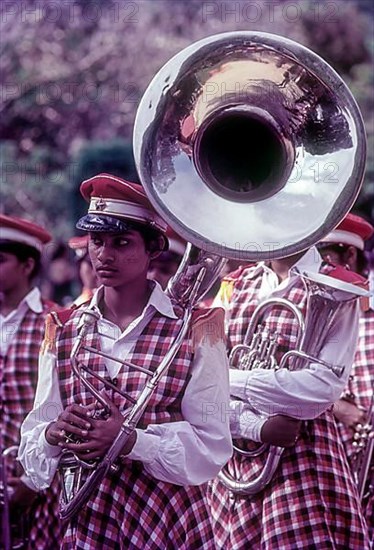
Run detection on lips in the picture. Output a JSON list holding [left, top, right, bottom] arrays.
[[96, 266, 117, 275]]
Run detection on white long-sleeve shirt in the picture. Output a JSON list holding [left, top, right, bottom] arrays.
[[215, 248, 360, 442], [0, 287, 42, 356], [19, 282, 232, 490]]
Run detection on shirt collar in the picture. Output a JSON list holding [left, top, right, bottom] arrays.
[[88, 282, 178, 320], [245, 246, 322, 280], [147, 280, 178, 319], [21, 287, 43, 313]]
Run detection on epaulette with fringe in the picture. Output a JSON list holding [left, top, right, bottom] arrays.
[[40, 305, 77, 354], [217, 263, 257, 306], [190, 307, 226, 352]]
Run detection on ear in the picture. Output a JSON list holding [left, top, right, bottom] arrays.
[[148, 235, 167, 260], [343, 245, 358, 271], [149, 249, 162, 261], [23, 257, 36, 279]]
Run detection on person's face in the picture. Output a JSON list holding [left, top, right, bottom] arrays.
[[318, 246, 343, 267], [0, 251, 33, 293], [88, 230, 152, 288]]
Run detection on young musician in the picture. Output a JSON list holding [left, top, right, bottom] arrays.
[[207, 244, 370, 548], [318, 212, 374, 540], [0, 214, 62, 548], [19, 174, 232, 549]]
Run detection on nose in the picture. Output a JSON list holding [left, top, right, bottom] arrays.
[[96, 243, 115, 263]]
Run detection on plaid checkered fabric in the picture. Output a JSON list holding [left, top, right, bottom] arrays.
[[337, 308, 374, 541], [56, 307, 215, 549], [1, 306, 47, 450], [208, 265, 370, 549], [27, 476, 63, 549], [337, 309, 374, 458], [0, 300, 62, 549]]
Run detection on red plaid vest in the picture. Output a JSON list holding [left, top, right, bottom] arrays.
[[55, 308, 192, 426], [0, 298, 63, 549], [0, 299, 54, 450], [54, 305, 217, 549]]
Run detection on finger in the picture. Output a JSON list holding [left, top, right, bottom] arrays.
[[57, 421, 91, 440], [66, 403, 94, 419], [58, 412, 92, 430], [63, 442, 103, 460], [47, 425, 66, 442], [98, 390, 118, 414], [86, 401, 104, 418]]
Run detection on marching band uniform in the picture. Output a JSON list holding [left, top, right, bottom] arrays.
[[0, 215, 62, 549], [19, 174, 232, 549], [352, 306, 374, 541], [207, 247, 370, 549], [319, 213, 374, 541]]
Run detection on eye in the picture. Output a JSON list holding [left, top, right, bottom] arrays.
[[114, 236, 129, 247], [90, 235, 103, 247]]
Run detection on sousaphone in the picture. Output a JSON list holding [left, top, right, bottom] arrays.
[[133, 32, 367, 495]]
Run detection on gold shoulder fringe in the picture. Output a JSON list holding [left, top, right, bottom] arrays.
[[40, 312, 61, 354], [191, 307, 226, 352]]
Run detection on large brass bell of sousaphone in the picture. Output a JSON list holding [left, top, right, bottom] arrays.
[[133, 32, 366, 261]]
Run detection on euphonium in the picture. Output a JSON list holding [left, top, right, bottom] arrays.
[[217, 273, 369, 495], [60, 31, 367, 516]]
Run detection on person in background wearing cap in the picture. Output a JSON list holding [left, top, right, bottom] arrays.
[[147, 226, 186, 290], [68, 235, 98, 306], [207, 241, 370, 548], [317, 212, 374, 540], [0, 214, 62, 549], [19, 174, 232, 549]]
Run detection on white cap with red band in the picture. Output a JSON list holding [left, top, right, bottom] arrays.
[[319, 213, 374, 251], [0, 214, 51, 252], [80, 173, 168, 234]]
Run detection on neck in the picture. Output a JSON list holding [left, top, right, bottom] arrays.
[[270, 251, 305, 283], [101, 279, 152, 330], [0, 284, 33, 317]]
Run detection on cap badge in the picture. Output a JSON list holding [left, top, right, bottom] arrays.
[[95, 197, 107, 211]]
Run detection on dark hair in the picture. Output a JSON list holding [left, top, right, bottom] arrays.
[[135, 224, 168, 254], [0, 240, 42, 280]]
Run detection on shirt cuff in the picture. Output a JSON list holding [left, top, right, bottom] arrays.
[[229, 369, 250, 400], [126, 429, 160, 464], [241, 415, 267, 442], [40, 427, 62, 458], [230, 401, 267, 442]]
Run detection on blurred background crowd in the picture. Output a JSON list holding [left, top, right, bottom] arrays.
[[0, 0, 373, 305]]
